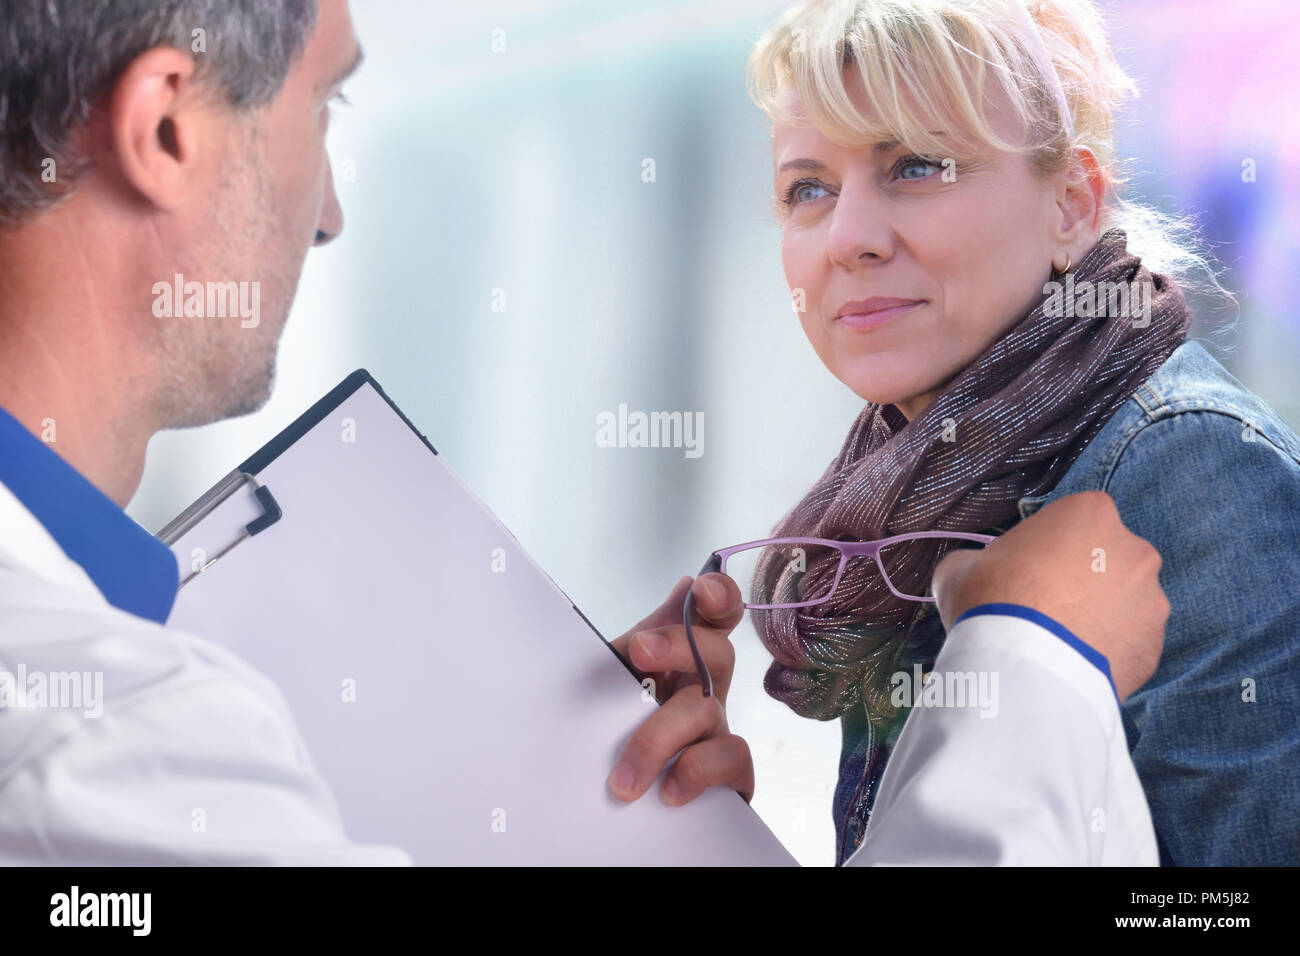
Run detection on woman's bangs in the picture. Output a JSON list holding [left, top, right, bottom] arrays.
[[760, 9, 1011, 161]]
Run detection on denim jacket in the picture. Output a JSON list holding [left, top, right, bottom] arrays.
[[833, 338, 1300, 866]]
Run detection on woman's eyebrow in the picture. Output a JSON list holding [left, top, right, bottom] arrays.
[[776, 158, 829, 175], [776, 133, 951, 175]]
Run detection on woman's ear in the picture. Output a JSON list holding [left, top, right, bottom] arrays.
[[1053, 145, 1106, 252], [106, 47, 207, 212]]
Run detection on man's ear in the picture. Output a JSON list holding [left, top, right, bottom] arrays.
[[107, 47, 207, 212], [1053, 145, 1106, 249]]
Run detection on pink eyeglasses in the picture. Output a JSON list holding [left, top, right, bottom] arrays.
[[682, 531, 996, 698]]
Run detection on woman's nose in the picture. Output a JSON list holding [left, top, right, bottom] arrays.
[[824, 183, 894, 269]]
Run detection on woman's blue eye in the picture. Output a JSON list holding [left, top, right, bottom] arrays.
[[896, 155, 942, 181], [782, 155, 943, 208], [782, 180, 831, 207]]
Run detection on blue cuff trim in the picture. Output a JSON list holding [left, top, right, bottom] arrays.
[[952, 602, 1119, 705]]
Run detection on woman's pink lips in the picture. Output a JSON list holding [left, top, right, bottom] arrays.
[[834, 300, 922, 331]]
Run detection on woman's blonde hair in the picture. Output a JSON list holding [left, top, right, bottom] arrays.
[[746, 0, 1236, 320]]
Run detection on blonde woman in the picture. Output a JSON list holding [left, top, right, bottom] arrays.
[[729, 0, 1300, 866], [612, 0, 1299, 867]]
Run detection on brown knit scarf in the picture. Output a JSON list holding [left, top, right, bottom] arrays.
[[753, 228, 1192, 721]]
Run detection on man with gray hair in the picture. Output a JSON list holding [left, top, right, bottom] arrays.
[[0, 0, 1169, 865], [0, 0, 404, 863]]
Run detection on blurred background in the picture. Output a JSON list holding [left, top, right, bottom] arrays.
[[128, 0, 1300, 865]]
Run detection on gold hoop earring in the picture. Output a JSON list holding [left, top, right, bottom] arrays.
[[1054, 251, 1072, 276]]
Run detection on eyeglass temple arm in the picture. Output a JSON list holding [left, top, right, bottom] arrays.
[[683, 553, 722, 698]]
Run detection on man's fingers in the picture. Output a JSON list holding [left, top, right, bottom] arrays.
[[688, 572, 745, 631], [607, 688, 726, 802], [609, 572, 742, 665], [626, 623, 737, 699], [609, 575, 694, 659], [662, 733, 754, 805]]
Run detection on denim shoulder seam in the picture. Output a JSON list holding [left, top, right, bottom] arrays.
[[1130, 381, 1164, 418], [1096, 406, 1300, 492], [1077, 397, 1158, 492], [1138, 340, 1300, 463], [1150, 399, 1299, 462]]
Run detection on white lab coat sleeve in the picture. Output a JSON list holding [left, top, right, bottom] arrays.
[[0, 661, 412, 866], [844, 606, 1158, 866]]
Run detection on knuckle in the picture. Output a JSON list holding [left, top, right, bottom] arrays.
[[1087, 490, 1118, 514], [709, 632, 737, 674], [624, 721, 674, 770], [706, 692, 728, 727], [1147, 542, 1164, 570], [680, 688, 726, 732], [698, 695, 729, 737], [672, 747, 711, 790], [932, 548, 968, 585], [724, 733, 753, 767]]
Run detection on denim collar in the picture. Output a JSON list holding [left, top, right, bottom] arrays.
[[0, 404, 178, 624], [1014, 339, 1219, 521]]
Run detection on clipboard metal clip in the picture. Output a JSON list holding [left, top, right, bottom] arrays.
[[177, 472, 283, 589]]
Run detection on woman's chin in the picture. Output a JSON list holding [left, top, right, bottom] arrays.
[[828, 358, 935, 409], [841, 381, 921, 408]]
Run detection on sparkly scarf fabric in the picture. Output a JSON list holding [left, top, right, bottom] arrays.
[[753, 229, 1192, 722]]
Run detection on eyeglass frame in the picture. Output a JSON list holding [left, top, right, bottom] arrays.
[[681, 531, 996, 698]]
